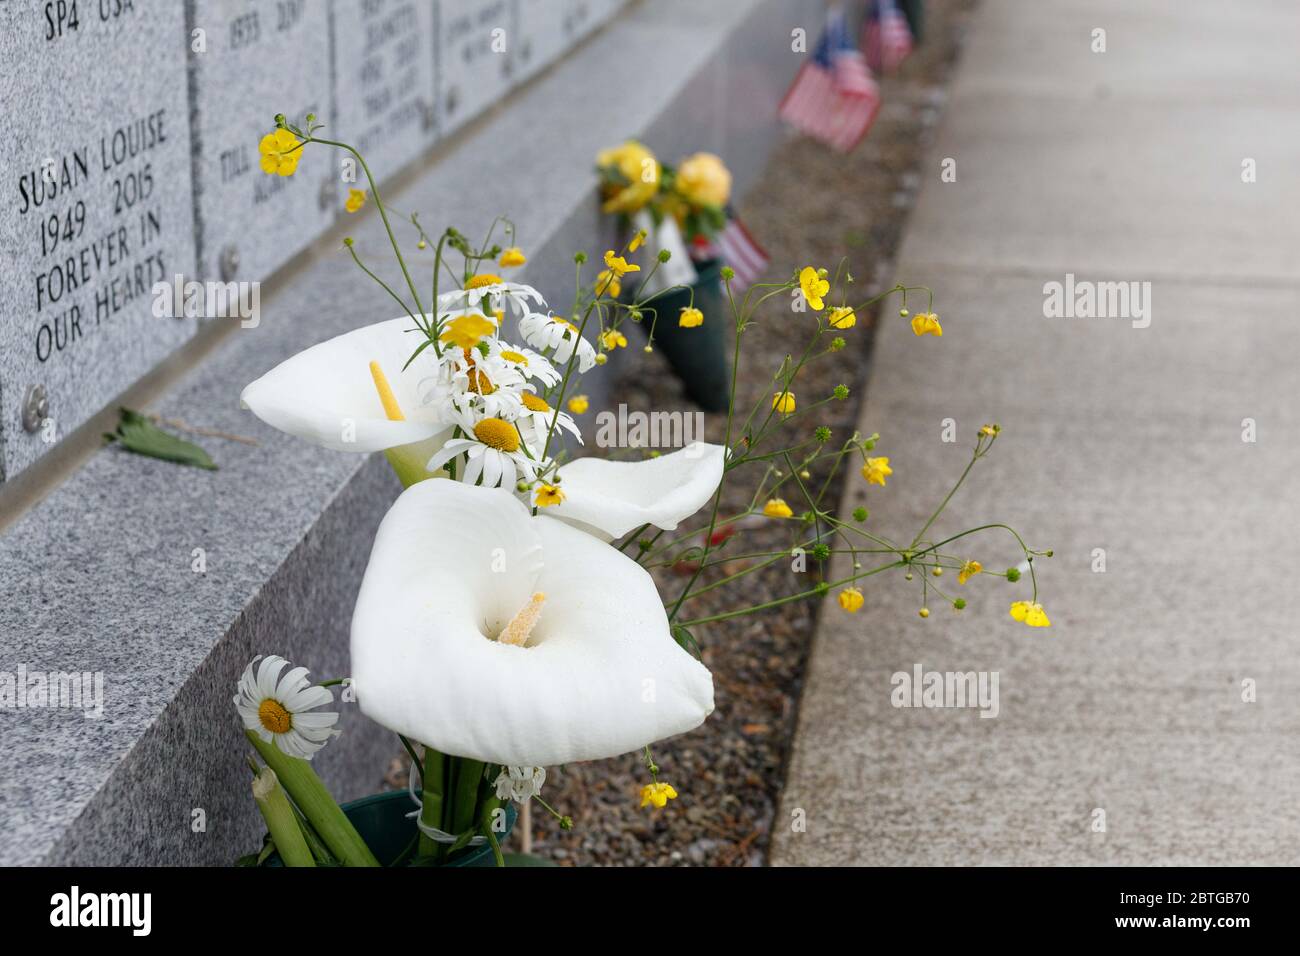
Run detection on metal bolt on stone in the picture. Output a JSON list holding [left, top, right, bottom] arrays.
[[319, 178, 338, 211], [220, 245, 241, 281], [21, 384, 49, 434]]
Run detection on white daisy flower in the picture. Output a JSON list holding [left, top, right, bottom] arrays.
[[426, 409, 542, 489], [516, 390, 582, 451], [519, 311, 597, 372], [485, 340, 562, 388], [234, 655, 341, 760], [438, 274, 545, 320], [419, 346, 527, 421], [494, 766, 547, 804]]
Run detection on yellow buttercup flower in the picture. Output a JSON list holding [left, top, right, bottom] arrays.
[[679, 307, 704, 328], [597, 140, 660, 214], [639, 781, 678, 810], [499, 247, 527, 268], [534, 484, 565, 507], [762, 498, 794, 518], [861, 456, 892, 486], [799, 266, 829, 312], [596, 270, 622, 298], [344, 188, 366, 213], [1010, 601, 1051, 627], [439, 313, 496, 349], [838, 587, 864, 613], [628, 229, 647, 252], [258, 127, 302, 177], [980, 423, 1001, 437], [567, 395, 590, 414], [828, 306, 856, 329], [958, 560, 982, 585], [674, 152, 732, 208], [600, 329, 628, 350], [603, 250, 640, 277], [772, 391, 796, 414], [910, 311, 943, 337]]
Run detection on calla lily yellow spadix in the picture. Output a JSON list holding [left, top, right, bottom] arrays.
[[241, 316, 450, 454], [350, 480, 714, 767]]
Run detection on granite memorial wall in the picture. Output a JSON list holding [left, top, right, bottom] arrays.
[[0, 0, 624, 483]]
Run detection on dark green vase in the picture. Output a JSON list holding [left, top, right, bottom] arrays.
[[639, 258, 730, 412], [263, 790, 516, 867]]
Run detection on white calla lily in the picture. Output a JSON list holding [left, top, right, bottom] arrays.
[[241, 317, 450, 453], [547, 441, 727, 541], [350, 479, 714, 767]]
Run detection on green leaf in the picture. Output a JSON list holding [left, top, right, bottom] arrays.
[[671, 624, 702, 660], [104, 408, 217, 470]]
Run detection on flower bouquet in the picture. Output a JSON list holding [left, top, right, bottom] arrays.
[[232, 113, 1051, 867], [595, 142, 737, 411]]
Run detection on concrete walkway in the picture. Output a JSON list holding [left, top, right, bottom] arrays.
[[772, 0, 1300, 865]]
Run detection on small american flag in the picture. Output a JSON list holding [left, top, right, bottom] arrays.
[[691, 211, 770, 294], [778, 9, 882, 153], [864, 0, 914, 75]]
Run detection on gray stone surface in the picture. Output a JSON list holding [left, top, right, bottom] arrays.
[[332, 0, 438, 184], [0, 1, 197, 482], [188, 0, 335, 284], [436, 0, 517, 137], [771, 0, 1300, 866], [516, 0, 624, 84], [0, 0, 819, 865]]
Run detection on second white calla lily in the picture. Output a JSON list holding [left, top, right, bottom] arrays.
[[241, 317, 449, 453], [546, 441, 727, 541], [350, 479, 714, 767]]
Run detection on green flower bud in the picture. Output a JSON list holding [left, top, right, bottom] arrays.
[[953, 598, 967, 610], [812, 543, 831, 561], [833, 384, 849, 400], [658, 249, 672, 263], [829, 337, 846, 351], [720, 266, 735, 280], [814, 581, 830, 596], [1006, 568, 1021, 582], [815, 426, 832, 442], [852, 506, 868, 522], [574, 251, 588, 264]]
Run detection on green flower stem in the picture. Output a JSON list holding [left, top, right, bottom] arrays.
[[909, 451, 979, 551], [345, 242, 417, 333], [666, 291, 746, 621], [245, 730, 379, 867], [419, 745, 447, 860], [449, 757, 486, 841], [252, 766, 315, 867], [307, 136, 426, 321], [677, 561, 901, 628]]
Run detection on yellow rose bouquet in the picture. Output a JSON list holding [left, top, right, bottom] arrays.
[[230, 114, 1051, 867]]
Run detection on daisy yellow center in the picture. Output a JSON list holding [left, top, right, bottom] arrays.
[[258, 698, 292, 734], [521, 393, 550, 413], [465, 273, 504, 290], [500, 350, 528, 365], [473, 417, 519, 452]]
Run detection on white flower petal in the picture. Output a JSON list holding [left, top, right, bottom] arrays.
[[548, 442, 726, 541], [241, 317, 451, 452], [351, 480, 713, 766]]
